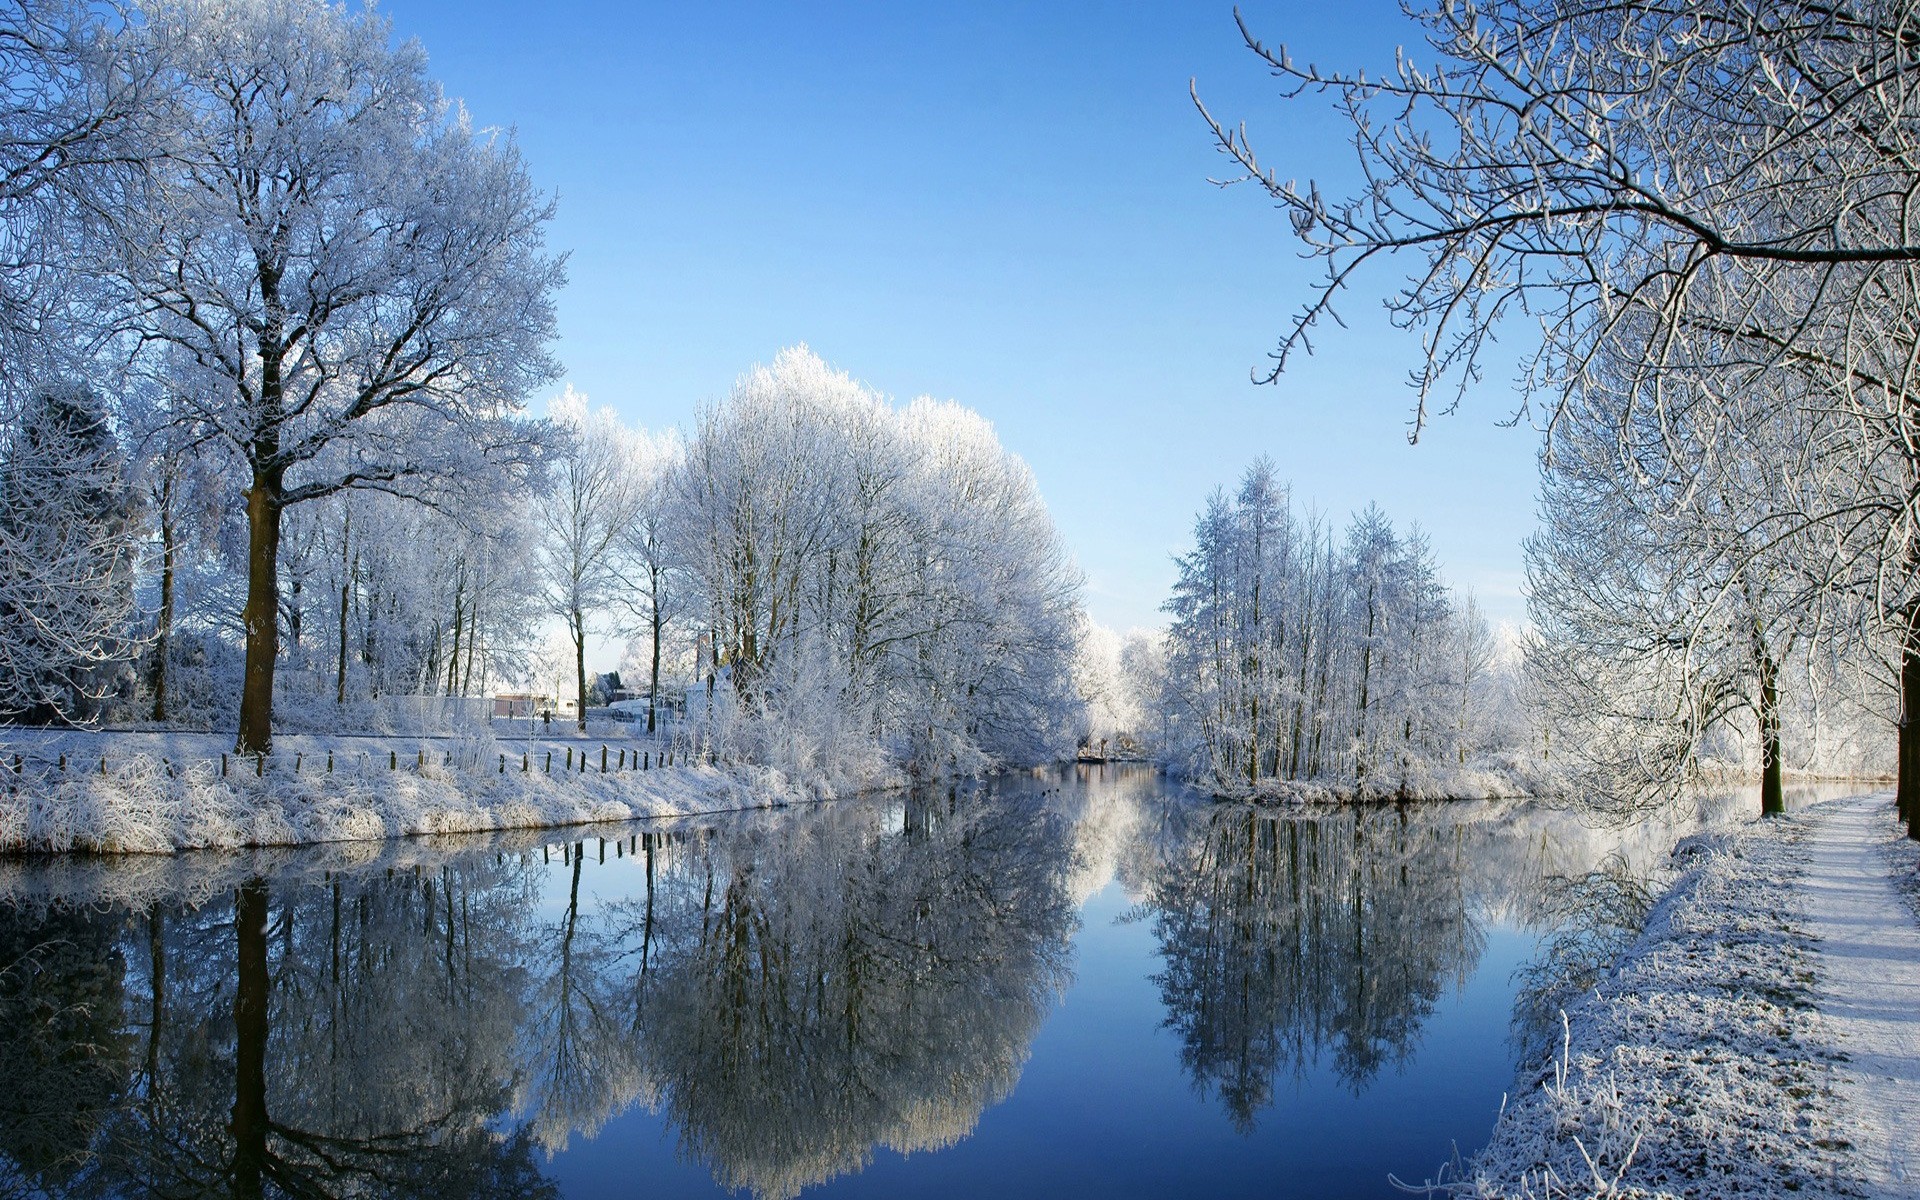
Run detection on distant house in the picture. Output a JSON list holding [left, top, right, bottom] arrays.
[[492, 693, 551, 719]]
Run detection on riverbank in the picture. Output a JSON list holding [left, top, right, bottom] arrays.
[[1460, 793, 1915, 1199], [1202, 758, 1546, 805], [0, 728, 902, 854]]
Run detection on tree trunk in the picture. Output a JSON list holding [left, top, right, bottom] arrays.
[[572, 606, 588, 732], [1758, 642, 1783, 818], [151, 496, 175, 722], [237, 470, 284, 755], [649, 591, 662, 736], [445, 585, 463, 697], [1900, 606, 1920, 839], [335, 516, 351, 706]]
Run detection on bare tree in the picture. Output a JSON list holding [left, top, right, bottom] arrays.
[[1202, 0, 1920, 829], [619, 427, 686, 734], [535, 387, 639, 731], [109, 0, 561, 753]]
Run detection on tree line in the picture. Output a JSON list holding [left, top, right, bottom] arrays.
[[1150, 459, 1517, 797], [1203, 0, 1913, 822], [0, 0, 1084, 783]]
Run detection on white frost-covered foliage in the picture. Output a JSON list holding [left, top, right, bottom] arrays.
[[1072, 620, 1151, 753], [1157, 458, 1524, 798], [678, 347, 1083, 782], [1459, 819, 1857, 1200], [1525, 344, 1895, 820], [0, 385, 142, 718]]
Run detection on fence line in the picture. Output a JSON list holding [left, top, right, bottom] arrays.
[[2, 737, 720, 789]]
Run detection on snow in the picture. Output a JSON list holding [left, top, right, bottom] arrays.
[[1448, 792, 1920, 1199], [0, 727, 874, 854], [1459, 807, 1861, 1199], [1821, 796, 1920, 1195]]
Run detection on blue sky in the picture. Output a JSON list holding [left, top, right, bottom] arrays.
[[379, 0, 1542, 634]]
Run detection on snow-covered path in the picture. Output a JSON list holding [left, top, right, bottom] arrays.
[[1803, 793, 1920, 1197]]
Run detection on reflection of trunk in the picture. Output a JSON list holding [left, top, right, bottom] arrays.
[[146, 905, 165, 1089], [231, 878, 270, 1200], [641, 835, 655, 982]]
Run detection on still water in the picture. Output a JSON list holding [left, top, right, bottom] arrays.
[[0, 766, 1759, 1199]]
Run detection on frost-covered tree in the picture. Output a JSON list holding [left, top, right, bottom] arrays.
[[1203, 0, 1920, 831], [0, 384, 141, 719], [676, 347, 1082, 782], [1162, 462, 1500, 796], [535, 387, 639, 731], [107, 0, 561, 753], [1524, 351, 1869, 817], [619, 426, 688, 734]]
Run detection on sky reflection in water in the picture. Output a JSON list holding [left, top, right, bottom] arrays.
[[0, 766, 1769, 1199]]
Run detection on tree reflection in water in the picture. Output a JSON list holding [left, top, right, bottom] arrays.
[[0, 788, 1079, 1199], [617, 789, 1077, 1199], [1138, 803, 1485, 1130]]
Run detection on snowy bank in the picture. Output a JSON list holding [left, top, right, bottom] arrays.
[[1452, 810, 1860, 1199], [1202, 757, 1548, 805], [0, 729, 903, 854]]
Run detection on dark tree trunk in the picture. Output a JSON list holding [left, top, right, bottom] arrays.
[[445, 583, 464, 697], [572, 607, 588, 732], [151, 497, 175, 722], [649, 597, 662, 736], [1900, 606, 1920, 839], [237, 470, 284, 755], [335, 549, 350, 707], [230, 878, 269, 1200], [1758, 644, 1783, 818]]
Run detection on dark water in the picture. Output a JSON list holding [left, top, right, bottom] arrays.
[[0, 766, 1749, 1199]]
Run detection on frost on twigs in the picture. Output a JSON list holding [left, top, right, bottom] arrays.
[[1460, 818, 1859, 1199]]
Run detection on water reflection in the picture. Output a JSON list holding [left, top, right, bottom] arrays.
[[0, 772, 1786, 1199], [0, 791, 1078, 1200], [1136, 805, 1483, 1129]]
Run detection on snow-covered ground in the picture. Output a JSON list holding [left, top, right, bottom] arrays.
[[1454, 793, 1920, 1199], [0, 727, 899, 854]]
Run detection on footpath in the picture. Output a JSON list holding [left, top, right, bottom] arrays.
[[1801, 794, 1920, 1198], [1465, 792, 1920, 1199]]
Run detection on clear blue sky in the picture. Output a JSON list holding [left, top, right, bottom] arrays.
[[378, 0, 1542, 634]]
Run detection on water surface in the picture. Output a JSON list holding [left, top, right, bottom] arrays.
[[0, 766, 1756, 1199]]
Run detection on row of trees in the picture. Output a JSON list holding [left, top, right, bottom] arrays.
[[0, 1, 1085, 781], [1153, 459, 1513, 795], [0, 0, 562, 753], [541, 347, 1085, 780], [1206, 0, 1915, 822]]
